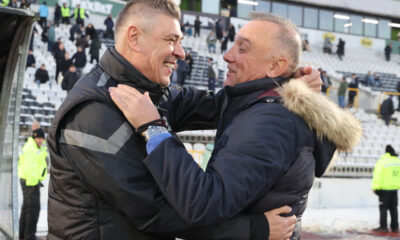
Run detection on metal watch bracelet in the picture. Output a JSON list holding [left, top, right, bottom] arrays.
[[141, 125, 169, 142]]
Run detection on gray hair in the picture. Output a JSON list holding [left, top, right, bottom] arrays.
[[249, 12, 301, 74], [115, 0, 181, 40]]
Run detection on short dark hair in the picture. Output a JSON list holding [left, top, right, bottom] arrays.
[[386, 145, 397, 156], [115, 0, 180, 37]]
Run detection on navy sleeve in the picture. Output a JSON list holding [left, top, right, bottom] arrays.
[[143, 103, 296, 226]]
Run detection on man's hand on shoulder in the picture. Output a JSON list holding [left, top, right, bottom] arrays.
[[264, 206, 296, 240], [293, 66, 322, 93]]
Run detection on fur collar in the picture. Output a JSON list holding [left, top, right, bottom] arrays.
[[277, 80, 362, 152]]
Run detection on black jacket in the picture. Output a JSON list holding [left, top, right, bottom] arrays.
[[60, 58, 72, 75], [26, 54, 35, 68], [381, 97, 394, 116], [142, 78, 341, 239], [72, 51, 86, 68], [35, 68, 49, 83], [47, 47, 267, 240], [61, 71, 79, 92]]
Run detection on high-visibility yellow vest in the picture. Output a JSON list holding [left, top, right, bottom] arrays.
[[74, 7, 85, 19], [18, 137, 48, 186], [372, 153, 400, 190], [1, 0, 10, 6], [61, 6, 70, 17]]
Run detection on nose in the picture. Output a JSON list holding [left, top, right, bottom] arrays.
[[173, 42, 185, 60], [223, 47, 234, 63]]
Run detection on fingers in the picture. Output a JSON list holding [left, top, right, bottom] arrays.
[[110, 89, 129, 112]]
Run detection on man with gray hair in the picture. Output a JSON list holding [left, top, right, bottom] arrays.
[[110, 11, 361, 240], [47, 1, 316, 239]]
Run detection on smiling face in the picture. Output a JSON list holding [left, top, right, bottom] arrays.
[[223, 21, 280, 87]]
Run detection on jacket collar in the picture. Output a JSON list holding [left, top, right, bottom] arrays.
[[99, 47, 165, 104], [224, 77, 289, 97]]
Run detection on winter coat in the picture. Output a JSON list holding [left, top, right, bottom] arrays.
[[26, 54, 35, 68], [89, 38, 101, 58], [104, 17, 114, 30], [72, 51, 86, 68], [380, 97, 394, 116], [142, 78, 362, 239], [47, 26, 55, 42], [338, 81, 348, 96], [35, 68, 49, 83], [61, 71, 79, 92], [46, 47, 268, 240], [54, 47, 65, 64], [60, 58, 72, 75]]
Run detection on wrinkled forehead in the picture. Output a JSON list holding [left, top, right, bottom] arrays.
[[236, 20, 279, 49]]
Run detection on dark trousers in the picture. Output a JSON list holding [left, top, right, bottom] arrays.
[[62, 17, 70, 24], [382, 114, 391, 125], [54, 16, 60, 27], [377, 190, 398, 230], [39, 17, 47, 30], [208, 77, 216, 92], [19, 179, 41, 240], [76, 18, 84, 27], [194, 28, 200, 37], [348, 92, 356, 108], [90, 55, 99, 64], [386, 54, 391, 61]]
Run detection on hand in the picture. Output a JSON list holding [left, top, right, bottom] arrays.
[[293, 66, 322, 93], [264, 206, 297, 240], [109, 85, 161, 129]]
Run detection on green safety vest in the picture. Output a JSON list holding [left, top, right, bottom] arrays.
[[74, 7, 85, 19], [18, 137, 48, 186], [61, 6, 70, 17], [1, 0, 10, 6], [372, 153, 400, 190]]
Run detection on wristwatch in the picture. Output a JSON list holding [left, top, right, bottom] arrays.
[[141, 125, 169, 142]]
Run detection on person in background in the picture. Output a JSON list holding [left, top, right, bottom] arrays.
[[104, 14, 114, 39], [18, 127, 48, 240], [194, 15, 201, 37], [185, 21, 192, 36], [374, 72, 381, 87], [54, 3, 61, 27], [185, 51, 193, 77], [54, 42, 66, 82], [321, 71, 331, 94], [302, 39, 310, 51], [85, 23, 97, 40], [323, 37, 332, 54], [60, 52, 73, 78], [372, 145, 400, 233], [47, 22, 56, 52], [75, 32, 89, 50], [34, 64, 50, 88], [62, 65, 79, 93], [74, 4, 89, 27], [89, 36, 101, 64], [337, 76, 348, 108], [51, 37, 62, 56], [385, 43, 392, 62], [215, 19, 223, 41], [38, 1, 49, 29], [1, 0, 10, 7], [61, 2, 70, 25], [207, 57, 216, 91], [206, 30, 217, 54], [177, 58, 189, 86], [26, 50, 36, 68], [228, 23, 236, 42], [220, 30, 228, 54], [72, 46, 87, 77], [347, 73, 358, 108], [336, 38, 345, 60], [380, 95, 394, 126], [365, 71, 374, 87], [8, 0, 18, 8]]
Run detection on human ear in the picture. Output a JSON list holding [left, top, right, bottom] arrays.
[[266, 58, 289, 78], [126, 25, 141, 52]]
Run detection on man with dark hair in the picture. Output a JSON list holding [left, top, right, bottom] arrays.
[[62, 65, 79, 93], [372, 145, 400, 233], [48, 1, 322, 239], [34, 64, 49, 88], [74, 4, 89, 27], [61, 2, 70, 25], [18, 127, 47, 240]]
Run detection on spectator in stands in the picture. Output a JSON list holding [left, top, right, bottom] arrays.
[[374, 72, 382, 87], [75, 33, 89, 50], [38, 1, 49, 29], [336, 38, 345, 60], [104, 14, 114, 39], [18, 127, 47, 240], [194, 15, 201, 37], [347, 73, 359, 108], [180, 20, 185, 35], [177, 58, 189, 86], [26, 50, 36, 68], [54, 3, 61, 27], [61, 3, 71, 25], [207, 57, 216, 91], [8, 0, 17, 8], [337, 76, 348, 108], [85, 23, 97, 40], [69, 23, 81, 41], [72, 46, 87, 77], [372, 145, 400, 233], [62, 65, 79, 93], [302, 39, 310, 51], [54, 42, 66, 81], [215, 19, 223, 41], [74, 4, 88, 27], [397, 81, 400, 111], [321, 71, 331, 94], [185, 21, 192, 36], [206, 30, 217, 54], [185, 51, 193, 77], [47, 23, 55, 52], [385, 43, 392, 62], [228, 23, 236, 42], [380, 95, 394, 126], [323, 37, 332, 54], [19, 0, 30, 9], [34, 64, 50, 88], [364, 71, 374, 87], [89, 36, 101, 64], [60, 52, 72, 77], [41, 26, 48, 43], [51, 37, 61, 56], [220, 30, 228, 54]]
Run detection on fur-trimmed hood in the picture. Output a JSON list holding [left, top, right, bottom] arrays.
[[277, 80, 362, 152]]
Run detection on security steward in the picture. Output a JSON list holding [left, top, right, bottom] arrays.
[[18, 128, 48, 240], [74, 4, 89, 27], [372, 145, 400, 233], [61, 3, 70, 25]]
